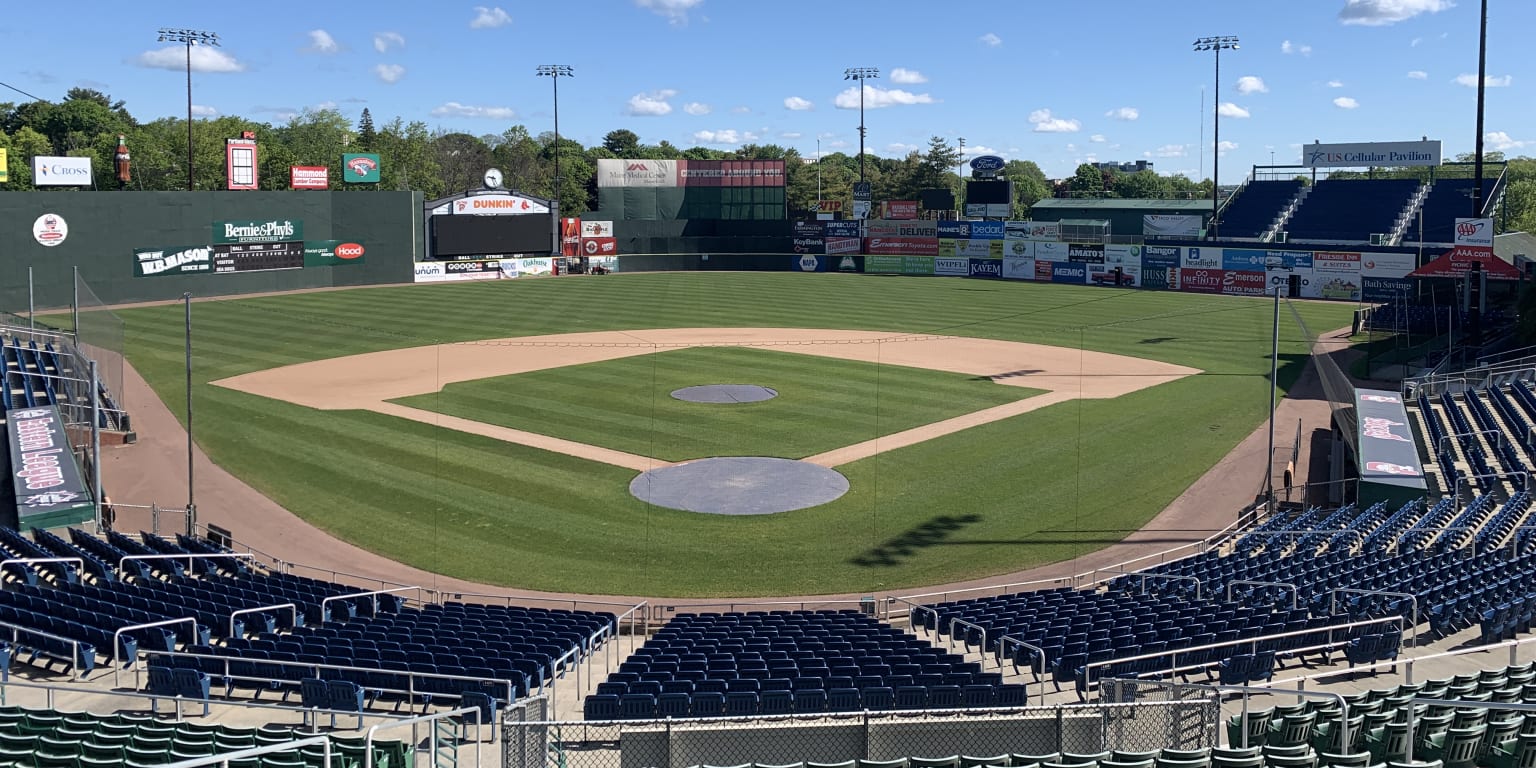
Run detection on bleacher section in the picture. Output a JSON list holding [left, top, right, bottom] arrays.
[[583, 611, 1024, 720], [1416, 178, 1501, 243], [1, 334, 120, 430], [1217, 180, 1303, 239], [1283, 179, 1421, 243]]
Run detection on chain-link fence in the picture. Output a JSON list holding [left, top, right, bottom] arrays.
[[1286, 298, 1357, 457], [1097, 679, 1222, 753], [73, 271, 126, 424], [503, 698, 1219, 768]]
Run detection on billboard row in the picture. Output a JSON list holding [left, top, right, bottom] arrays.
[[596, 159, 786, 188]]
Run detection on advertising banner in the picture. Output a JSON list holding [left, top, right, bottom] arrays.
[[582, 220, 614, 238], [852, 181, 873, 201], [965, 203, 1011, 218], [1141, 245, 1182, 269], [582, 237, 618, 256], [225, 137, 258, 191], [1068, 243, 1105, 264], [1179, 268, 1225, 294], [794, 221, 824, 237], [968, 220, 1006, 240], [7, 406, 94, 521], [501, 258, 554, 277], [1050, 262, 1087, 284], [303, 240, 367, 267], [1454, 218, 1495, 248], [32, 156, 93, 187], [1355, 390, 1428, 490], [1089, 264, 1141, 287], [865, 255, 934, 275], [1301, 140, 1441, 168], [817, 200, 843, 213], [452, 193, 551, 215], [851, 200, 873, 220], [560, 217, 581, 257], [0, 147, 8, 183], [290, 166, 329, 190], [1223, 249, 1313, 272], [1309, 273, 1361, 301], [1104, 244, 1141, 265], [942, 240, 1002, 258], [1033, 241, 1069, 262], [1268, 267, 1314, 295], [1411, 247, 1522, 280], [1363, 276, 1415, 301], [792, 236, 825, 254], [1182, 246, 1221, 269], [865, 237, 938, 256], [1314, 251, 1362, 274], [1362, 252, 1417, 278], [825, 237, 861, 255], [135, 246, 213, 277], [678, 159, 785, 187], [937, 221, 970, 238], [968, 258, 1003, 279], [342, 153, 382, 183], [1005, 221, 1060, 241], [866, 220, 937, 237], [886, 201, 919, 220], [1035, 261, 1055, 281], [1142, 266, 1175, 290], [793, 255, 827, 272], [214, 219, 302, 245], [825, 221, 861, 238], [1002, 256, 1035, 280], [1222, 270, 1269, 296], [413, 260, 506, 283], [32, 213, 68, 247], [596, 158, 679, 188], [1004, 239, 1033, 259], [934, 257, 970, 276], [1143, 214, 1202, 238]]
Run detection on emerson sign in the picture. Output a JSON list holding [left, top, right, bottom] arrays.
[[1301, 140, 1442, 168]]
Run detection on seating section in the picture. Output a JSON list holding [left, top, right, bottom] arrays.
[[584, 610, 1025, 720], [1218, 180, 1303, 239], [0, 704, 410, 768], [0, 334, 122, 429], [1284, 179, 1421, 242], [1415, 178, 1500, 243]]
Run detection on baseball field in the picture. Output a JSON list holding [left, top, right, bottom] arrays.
[[111, 272, 1354, 597]]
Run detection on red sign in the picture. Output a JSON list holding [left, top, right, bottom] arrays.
[[1035, 261, 1054, 280], [560, 217, 581, 257], [886, 201, 919, 220], [582, 237, 618, 256], [1221, 270, 1268, 296], [334, 243, 365, 259], [225, 138, 258, 191], [865, 236, 937, 255], [817, 200, 843, 212], [290, 166, 329, 190], [1179, 268, 1225, 294], [1409, 246, 1521, 280]]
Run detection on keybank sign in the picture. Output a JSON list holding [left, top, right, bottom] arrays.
[[32, 156, 93, 187]]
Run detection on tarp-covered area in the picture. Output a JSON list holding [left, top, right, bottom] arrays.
[[1355, 389, 1429, 508]]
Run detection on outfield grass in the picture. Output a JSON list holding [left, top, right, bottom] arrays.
[[392, 346, 1043, 462], [112, 273, 1357, 596]]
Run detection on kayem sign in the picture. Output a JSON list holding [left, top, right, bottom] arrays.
[[290, 166, 330, 189], [1301, 140, 1442, 168], [6, 406, 94, 522], [342, 153, 381, 183], [451, 193, 550, 215], [32, 156, 93, 187]]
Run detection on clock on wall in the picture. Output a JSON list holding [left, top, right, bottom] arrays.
[[483, 168, 503, 189]]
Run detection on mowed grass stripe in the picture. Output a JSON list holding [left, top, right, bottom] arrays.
[[394, 347, 1042, 462], [103, 273, 1355, 595]]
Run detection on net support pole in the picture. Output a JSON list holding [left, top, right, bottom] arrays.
[[1267, 289, 1280, 515], [91, 360, 102, 527], [184, 292, 196, 536], [28, 266, 35, 331], [72, 267, 80, 343]]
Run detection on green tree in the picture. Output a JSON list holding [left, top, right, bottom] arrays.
[[1070, 162, 1103, 194], [1112, 170, 1171, 199], [601, 129, 640, 156], [2, 126, 54, 188], [1002, 159, 1051, 216], [355, 108, 377, 151], [433, 131, 492, 193], [912, 135, 961, 195]]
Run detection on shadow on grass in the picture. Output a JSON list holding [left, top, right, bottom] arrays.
[[970, 369, 1044, 382], [849, 514, 984, 568]]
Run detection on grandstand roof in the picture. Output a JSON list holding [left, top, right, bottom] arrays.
[[1495, 231, 1536, 263], [1032, 198, 1215, 211]]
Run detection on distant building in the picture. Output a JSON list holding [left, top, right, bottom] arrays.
[[1094, 160, 1155, 174]]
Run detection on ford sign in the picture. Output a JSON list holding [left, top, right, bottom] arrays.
[[969, 155, 1006, 172]]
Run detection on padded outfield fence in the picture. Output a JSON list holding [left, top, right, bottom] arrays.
[[502, 696, 1219, 768]]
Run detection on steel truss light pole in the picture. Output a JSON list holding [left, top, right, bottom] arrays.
[[1193, 36, 1239, 238], [157, 28, 220, 191], [844, 67, 879, 182], [536, 65, 574, 202]]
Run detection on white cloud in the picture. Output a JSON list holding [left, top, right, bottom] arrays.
[[961, 145, 999, 157], [1218, 102, 1251, 118], [431, 102, 516, 119], [1455, 73, 1512, 87], [979, 32, 1002, 47], [1339, 0, 1454, 26], [1028, 108, 1080, 133], [780, 131, 802, 139], [887, 142, 921, 155], [682, 102, 711, 116], [1218, 140, 1238, 156], [1089, 134, 1107, 143], [1154, 144, 1188, 158], [693, 129, 759, 145], [833, 85, 935, 109], [1281, 39, 1312, 56], [134, 46, 245, 73], [374, 63, 405, 84], [825, 139, 848, 149], [783, 96, 814, 111], [1327, 80, 1345, 88], [1105, 106, 1139, 121], [189, 104, 218, 117], [636, 0, 704, 25], [1407, 70, 1429, 79], [1235, 76, 1268, 95], [626, 89, 677, 116], [373, 32, 405, 53], [305, 29, 339, 54], [470, 6, 511, 28], [889, 68, 928, 84], [314, 100, 338, 111], [1333, 96, 1360, 109], [1411, 37, 1423, 46], [1485, 131, 1529, 152]]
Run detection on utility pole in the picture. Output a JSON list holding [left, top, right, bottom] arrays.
[[1194, 36, 1239, 237], [536, 65, 574, 203], [157, 28, 220, 191], [844, 68, 879, 182]]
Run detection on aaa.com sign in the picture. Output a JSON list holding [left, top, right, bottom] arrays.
[[1454, 218, 1494, 249]]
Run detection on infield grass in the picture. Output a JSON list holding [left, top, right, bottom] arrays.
[[111, 273, 1358, 596], [392, 346, 1044, 462]]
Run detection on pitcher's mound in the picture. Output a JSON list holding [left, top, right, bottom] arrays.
[[670, 384, 778, 404], [630, 457, 849, 515]]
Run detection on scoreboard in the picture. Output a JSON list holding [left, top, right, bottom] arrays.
[[211, 241, 306, 273]]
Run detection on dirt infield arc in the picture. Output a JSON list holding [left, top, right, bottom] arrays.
[[210, 328, 1200, 470]]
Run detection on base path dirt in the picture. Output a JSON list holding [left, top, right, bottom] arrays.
[[102, 325, 1337, 604]]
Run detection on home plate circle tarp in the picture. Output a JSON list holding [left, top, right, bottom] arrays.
[[629, 457, 850, 515]]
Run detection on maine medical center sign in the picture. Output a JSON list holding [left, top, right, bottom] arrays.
[[1302, 140, 1442, 168]]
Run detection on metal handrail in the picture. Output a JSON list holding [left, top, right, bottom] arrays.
[[0, 620, 92, 680], [364, 706, 480, 768], [1104, 679, 1348, 751], [1439, 429, 1504, 456], [1453, 471, 1531, 504], [425, 587, 644, 611], [1265, 625, 1536, 689], [997, 635, 1046, 688], [889, 597, 940, 633], [117, 552, 256, 574], [1115, 570, 1203, 599], [1079, 615, 1404, 691], [229, 602, 298, 638], [1329, 588, 1420, 646], [163, 736, 333, 768], [1405, 698, 1536, 763], [0, 557, 84, 587], [547, 645, 579, 714], [1226, 580, 1299, 610], [0, 676, 403, 724], [320, 586, 417, 621], [112, 616, 201, 684], [948, 616, 988, 658]]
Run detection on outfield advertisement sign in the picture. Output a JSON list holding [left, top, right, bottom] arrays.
[[1361, 252, 1417, 277], [1089, 264, 1142, 287], [864, 255, 934, 275], [1141, 266, 1175, 290], [940, 239, 1003, 258], [1179, 268, 1225, 294], [824, 221, 861, 238], [413, 260, 508, 282], [1068, 244, 1105, 264], [596, 158, 786, 188], [135, 246, 212, 277], [1033, 241, 1069, 262], [1004, 239, 1032, 258], [937, 221, 970, 238], [1363, 276, 1415, 301], [968, 258, 1003, 279], [933, 257, 970, 276], [866, 219, 937, 237], [1143, 214, 1202, 238], [1002, 256, 1035, 280], [1104, 244, 1141, 265], [1301, 140, 1441, 168], [136, 237, 363, 277], [1048, 262, 1087, 284], [968, 221, 1005, 240], [1222, 249, 1313, 272], [1004, 221, 1059, 241], [342, 153, 381, 183], [6, 406, 94, 524], [825, 237, 861, 254], [1141, 245, 1182, 269], [865, 236, 938, 256], [1355, 390, 1428, 492], [1221, 270, 1269, 297], [1182, 247, 1221, 269]]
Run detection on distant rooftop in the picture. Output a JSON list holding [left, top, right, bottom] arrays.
[[1033, 198, 1215, 211]]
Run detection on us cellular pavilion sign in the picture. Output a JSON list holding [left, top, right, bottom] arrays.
[[1301, 140, 1442, 168]]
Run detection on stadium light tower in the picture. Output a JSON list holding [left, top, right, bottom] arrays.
[[1193, 36, 1238, 238], [844, 67, 879, 182], [536, 64, 574, 202], [157, 28, 220, 191]]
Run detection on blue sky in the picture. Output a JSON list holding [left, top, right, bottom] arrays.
[[3, 0, 1530, 181]]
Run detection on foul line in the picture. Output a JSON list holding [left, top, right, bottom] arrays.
[[372, 402, 668, 472]]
